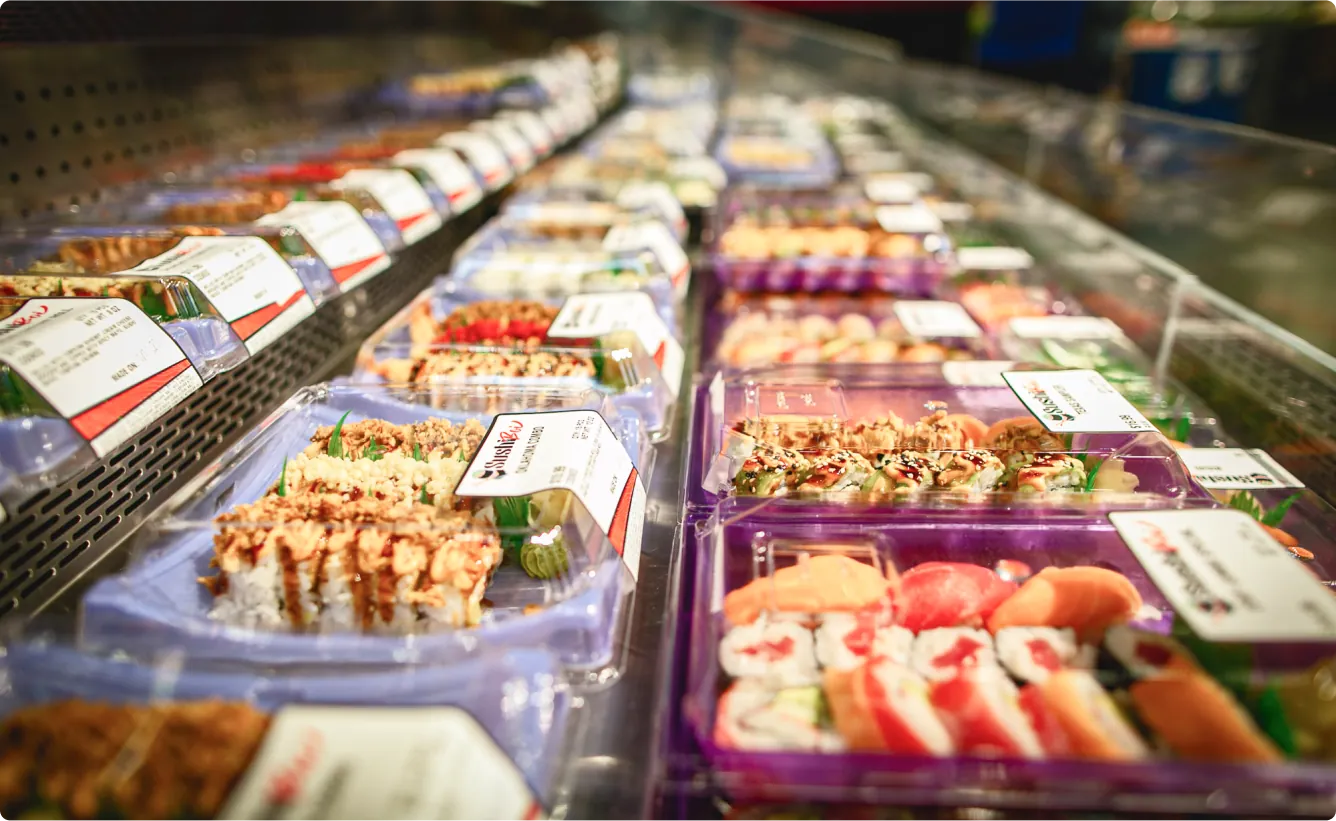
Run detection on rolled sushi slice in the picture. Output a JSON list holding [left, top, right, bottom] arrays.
[[894, 562, 1017, 633], [1035, 670, 1149, 761], [824, 659, 955, 755], [1013, 452, 1088, 493], [995, 627, 1092, 684], [815, 612, 913, 671], [1018, 683, 1074, 757], [984, 416, 1066, 452], [870, 450, 937, 493], [930, 666, 1045, 759], [733, 440, 812, 497], [714, 680, 846, 753], [719, 618, 821, 688], [1102, 625, 1198, 682], [934, 450, 1006, 493], [911, 627, 998, 683], [796, 449, 876, 493]]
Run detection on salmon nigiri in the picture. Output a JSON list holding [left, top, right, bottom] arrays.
[[985, 566, 1142, 641], [724, 553, 892, 626]]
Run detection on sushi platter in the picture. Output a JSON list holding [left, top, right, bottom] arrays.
[[1, 12, 1336, 821]]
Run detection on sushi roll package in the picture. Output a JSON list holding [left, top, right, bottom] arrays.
[[79, 382, 652, 680], [680, 504, 1336, 812], [626, 69, 718, 108], [352, 285, 682, 438], [504, 181, 689, 244], [0, 635, 571, 819], [691, 362, 1204, 512]]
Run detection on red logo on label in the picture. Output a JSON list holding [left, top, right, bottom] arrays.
[[6, 303, 49, 328], [264, 728, 324, 806]]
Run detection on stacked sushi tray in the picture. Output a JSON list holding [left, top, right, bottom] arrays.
[[1, 40, 1335, 821]]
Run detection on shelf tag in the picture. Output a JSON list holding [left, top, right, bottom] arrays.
[[504, 110, 554, 156], [392, 148, 483, 214], [332, 168, 441, 246], [864, 177, 918, 204], [1178, 448, 1304, 490], [0, 298, 203, 457], [546, 292, 684, 399], [126, 236, 314, 356], [616, 181, 686, 237], [956, 246, 1034, 272], [436, 132, 513, 190], [256, 201, 390, 291], [1109, 509, 1336, 642], [1007, 316, 1123, 340], [603, 220, 690, 296], [893, 300, 982, 339], [1002, 369, 1156, 433], [474, 121, 535, 174], [220, 706, 542, 820], [874, 203, 943, 234], [455, 410, 645, 581]]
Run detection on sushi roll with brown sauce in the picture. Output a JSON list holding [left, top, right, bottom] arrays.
[[1013, 452, 1088, 493], [733, 440, 812, 497], [871, 450, 938, 493], [796, 449, 876, 493], [984, 416, 1067, 452], [934, 450, 1007, 493]]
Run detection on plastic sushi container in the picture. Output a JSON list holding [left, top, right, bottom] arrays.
[[386, 60, 553, 114], [626, 69, 718, 107], [672, 500, 1336, 815], [712, 188, 952, 294], [503, 182, 688, 244], [538, 154, 726, 212], [119, 185, 395, 292], [687, 362, 1211, 514], [714, 134, 839, 189], [0, 633, 572, 818], [705, 292, 995, 371], [352, 286, 680, 439], [940, 245, 1079, 331], [79, 382, 650, 685]]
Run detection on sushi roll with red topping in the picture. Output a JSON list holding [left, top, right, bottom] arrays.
[[715, 680, 846, 752], [815, 612, 913, 671], [719, 619, 821, 688], [930, 666, 1045, 758], [911, 627, 998, 683], [995, 626, 1092, 683], [824, 659, 955, 755]]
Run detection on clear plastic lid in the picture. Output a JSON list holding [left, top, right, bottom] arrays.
[[1, 631, 571, 817], [504, 183, 688, 243], [673, 501, 1336, 815], [80, 382, 650, 684], [691, 363, 1210, 512]]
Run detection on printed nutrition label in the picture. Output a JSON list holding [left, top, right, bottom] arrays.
[[256, 201, 391, 291], [0, 298, 203, 456], [546, 291, 685, 398], [436, 132, 513, 190], [603, 221, 690, 296], [392, 148, 484, 215], [333, 168, 442, 246], [1003, 368, 1156, 433]]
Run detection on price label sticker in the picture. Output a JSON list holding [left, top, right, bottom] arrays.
[[616, 181, 686, 237], [875, 203, 943, 234], [0, 298, 203, 456], [455, 410, 646, 581], [956, 246, 1035, 271], [1007, 316, 1124, 341], [333, 168, 441, 246], [1109, 509, 1336, 642], [893, 300, 983, 339], [502, 111, 554, 157], [474, 121, 535, 174], [603, 220, 690, 297], [436, 132, 513, 190], [865, 177, 918, 204], [256, 201, 391, 291], [1177, 448, 1304, 490], [1002, 369, 1156, 433], [392, 148, 484, 215], [546, 291, 684, 398]]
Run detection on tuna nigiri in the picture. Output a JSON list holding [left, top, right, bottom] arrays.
[[931, 666, 1045, 759], [895, 562, 1017, 632], [1036, 670, 1148, 761], [985, 566, 1142, 642], [824, 659, 955, 755], [724, 553, 892, 626]]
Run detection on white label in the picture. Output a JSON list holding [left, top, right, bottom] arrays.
[[455, 410, 645, 581], [0, 299, 203, 456], [333, 169, 442, 246], [474, 121, 534, 174], [1007, 316, 1124, 341], [667, 157, 726, 189], [392, 149, 483, 215], [893, 300, 982, 339], [956, 246, 1035, 271], [616, 181, 686, 236], [1109, 509, 1336, 642], [220, 706, 541, 820], [126, 236, 314, 355], [1056, 250, 1142, 275], [874, 204, 943, 234], [929, 201, 975, 223], [603, 221, 690, 297], [540, 106, 568, 144], [1177, 448, 1305, 490], [943, 360, 1016, 387], [437, 133, 513, 190], [256, 201, 391, 291], [1002, 369, 1156, 433], [847, 151, 905, 174], [504, 111, 554, 157], [865, 178, 919, 204], [546, 292, 684, 399], [868, 171, 933, 193]]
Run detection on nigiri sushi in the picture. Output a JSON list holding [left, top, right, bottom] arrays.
[[995, 627, 1092, 683], [1035, 670, 1148, 761], [934, 450, 1007, 493], [931, 666, 1045, 758], [723, 553, 892, 626], [715, 680, 846, 752], [986, 566, 1142, 642], [815, 612, 913, 671], [894, 562, 1017, 633], [824, 659, 955, 755], [911, 627, 998, 683], [719, 619, 821, 688]]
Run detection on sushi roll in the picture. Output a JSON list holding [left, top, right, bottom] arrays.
[[983, 416, 1066, 452], [930, 666, 1045, 758], [796, 449, 876, 493], [815, 612, 913, 671], [911, 627, 998, 683], [894, 562, 1017, 633], [1018, 684, 1074, 757], [714, 680, 846, 753], [934, 450, 1007, 493], [1013, 452, 1088, 493], [733, 440, 811, 497], [724, 554, 892, 626], [719, 618, 821, 688], [824, 659, 955, 754], [986, 566, 1143, 642], [1102, 625, 1198, 682], [995, 627, 1092, 683], [1034, 670, 1149, 761], [870, 450, 937, 493]]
